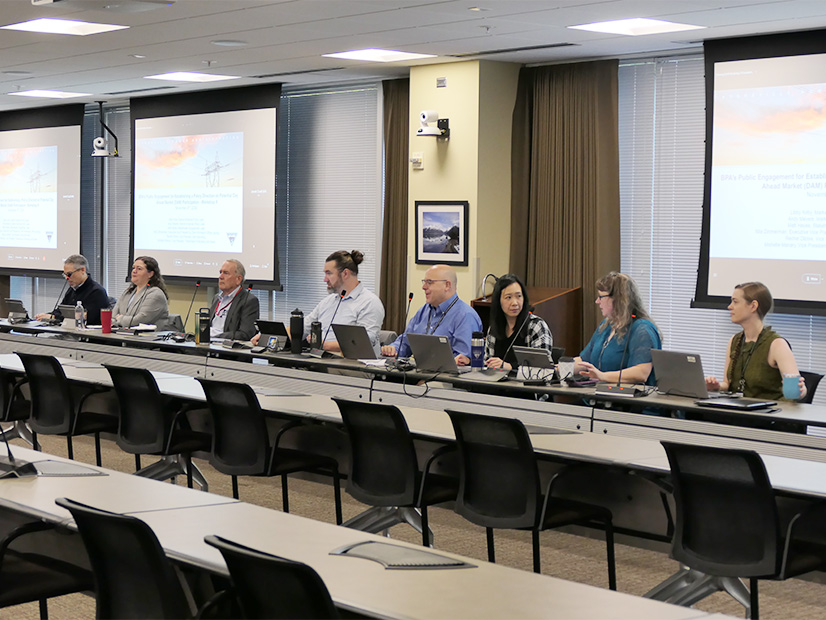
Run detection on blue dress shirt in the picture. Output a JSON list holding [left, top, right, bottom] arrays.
[[391, 293, 483, 358]]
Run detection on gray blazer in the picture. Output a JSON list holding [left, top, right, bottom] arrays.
[[112, 285, 169, 328], [208, 287, 259, 341]]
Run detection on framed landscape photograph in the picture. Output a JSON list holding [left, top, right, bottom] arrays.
[[415, 200, 469, 266]]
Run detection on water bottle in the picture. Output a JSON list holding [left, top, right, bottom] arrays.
[[310, 321, 322, 349], [471, 331, 485, 369], [290, 308, 304, 354], [74, 301, 86, 330]]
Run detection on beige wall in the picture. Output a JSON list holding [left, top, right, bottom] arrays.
[[408, 60, 519, 308]]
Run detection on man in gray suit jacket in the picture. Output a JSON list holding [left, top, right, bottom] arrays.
[[209, 259, 259, 340]]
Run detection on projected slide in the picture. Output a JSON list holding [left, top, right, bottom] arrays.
[[0, 124, 81, 271], [707, 53, 826, 302], [135, 132, 243, 253], [133, 107, 276, 282]]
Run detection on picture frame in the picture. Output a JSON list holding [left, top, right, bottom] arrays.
[[415, 200, 469, 266]]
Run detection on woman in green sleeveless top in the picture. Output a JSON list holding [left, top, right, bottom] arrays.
[[705, 282, 806, 400]]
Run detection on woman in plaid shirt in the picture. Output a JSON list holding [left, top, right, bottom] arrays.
[[458, 274, 553, 370]]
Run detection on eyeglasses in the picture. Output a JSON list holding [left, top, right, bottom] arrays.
[[421, 279, 448, 287], [596, 294, 612, 300], [63, 269, 78, 278]]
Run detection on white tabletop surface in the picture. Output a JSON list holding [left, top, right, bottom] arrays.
[[0, 446, 236, 521], [133, 501, 714, 620]]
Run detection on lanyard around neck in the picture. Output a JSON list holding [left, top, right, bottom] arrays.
[[426, 296, 459, 335]]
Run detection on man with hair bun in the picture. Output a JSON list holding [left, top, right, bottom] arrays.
[[291, 250, 385, 353]]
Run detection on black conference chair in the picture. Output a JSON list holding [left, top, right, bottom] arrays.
[[446, 409, 616, 588], [16, 353, 117, 466], [55, 497, 194, 619], [0, 368, 34, 447], [204, 535, 338, 619], [655, 441, 826, 618], [0, 520, 93, 619], [104, 365, 211, 490], [196, 379, 342, 524], [550, 346, 566, 364], [799, 370, 823, 404], [332, 397, 458, 547]]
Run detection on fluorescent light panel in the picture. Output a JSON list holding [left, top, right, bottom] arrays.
[[323, 48, 435, 63], [9, 89, 91, 99], [1, 18, 127, 36], [144, 72, 239, 82], [569, 18, 704, 36]]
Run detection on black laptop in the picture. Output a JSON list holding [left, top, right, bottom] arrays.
[[254, 320, 290, 351], [331, 324, 379, 360], [407, 333, 471, 374]]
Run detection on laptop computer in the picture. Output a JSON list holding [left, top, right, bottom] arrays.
[[331, 324, 379, 360], [694, 396, 777, 411], [407, 333, 471, 374], [4, 299, 30, 323], [651, 349, 711, 399], [512, 346, 554, 369], [57, 304, 77, 320]]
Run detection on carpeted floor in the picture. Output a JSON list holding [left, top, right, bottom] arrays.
[[4, 434, 826, 619]]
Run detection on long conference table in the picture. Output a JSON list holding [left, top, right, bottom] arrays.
[[0, 443, 725, 619], [0, 326, 815, 617]]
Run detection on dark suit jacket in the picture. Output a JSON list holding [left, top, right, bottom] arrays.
[[208, 287, 259, 341]]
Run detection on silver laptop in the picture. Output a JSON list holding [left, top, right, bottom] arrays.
[[651, 349, 711, 399], [331, 324, 379, 360], [57, 304, 77, 319], [407, 333, 471, 374]]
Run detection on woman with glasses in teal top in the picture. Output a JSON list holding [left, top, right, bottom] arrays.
[[575, 271, 662, 386]]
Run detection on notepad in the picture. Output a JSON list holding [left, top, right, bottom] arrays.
[[330, 541, 475, 570]]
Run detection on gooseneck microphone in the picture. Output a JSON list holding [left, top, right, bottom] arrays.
[[126, 284, 151, 330], [615, 313, 637, 387], [320, 290, 347, 350], [500, 307, 535, 370], [182, 280, 201, 332], [396, 292, 414, 356], [49, 278, 70, 320], [595, 314, 640, 398]]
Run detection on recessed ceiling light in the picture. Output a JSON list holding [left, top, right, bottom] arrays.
[[1, 18, 128, 36], [323, 49, 436, 63], [2, 70, 32, 76], [131, 54, 147, 59], [469, 7, 491, 11], [144, 71, 239, 82], [569, 18, 705, 36], [9, 89, 91, 99], [211, 40, 248, 47]]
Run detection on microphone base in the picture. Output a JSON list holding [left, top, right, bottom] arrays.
[[595, 384, 644, 398], [0, 455, 37, 478]]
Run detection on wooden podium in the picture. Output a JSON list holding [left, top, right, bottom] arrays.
[[471, 286, 583, 358]]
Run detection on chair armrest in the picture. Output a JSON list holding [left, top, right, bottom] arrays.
[[781, 500, 826, 576], [3, 376, 29, 422], [418, 444, 457, 501], [272, 419, 306, 448], [196, 588, 235, 619], [0, 521, 57, 563]]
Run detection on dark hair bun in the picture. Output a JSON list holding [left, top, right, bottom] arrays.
[[350, 250, 364, 265]]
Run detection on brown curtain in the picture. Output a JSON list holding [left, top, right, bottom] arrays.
[[379, 78, 410, 334], [510, 60, 620, 347]]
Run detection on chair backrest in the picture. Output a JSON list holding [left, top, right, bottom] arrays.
[[332, 397, 419, 506], [196, 379, 269, 475], [205, 535, 338, 619], [446, 410, 540, 529], [104, 364, 172, 454], [550, 346, 566, 364], [0, 369, 27, 423], [800, 371, 823, 404], [16, 352, 74, 434], [378, 329, 398, 346], [661, 441, 781, 578], [56, 497, 192, 619]]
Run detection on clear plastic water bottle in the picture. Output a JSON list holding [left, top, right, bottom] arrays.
[[75, 301, 86, 330]]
